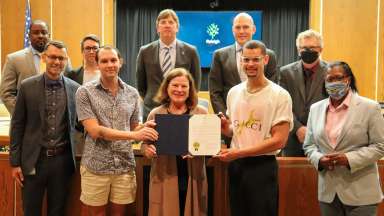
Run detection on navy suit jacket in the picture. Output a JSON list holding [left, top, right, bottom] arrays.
[[9, 74, 80, 174]]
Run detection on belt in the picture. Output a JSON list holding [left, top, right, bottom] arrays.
[[41, 146, 68, 157]]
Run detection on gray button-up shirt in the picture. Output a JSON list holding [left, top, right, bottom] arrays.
[[76, 78, 140, 174], [43, 75, 69, 148]]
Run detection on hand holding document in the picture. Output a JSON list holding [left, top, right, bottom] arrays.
[[155, 114, 221, 155], [188, 114, 221, 155]]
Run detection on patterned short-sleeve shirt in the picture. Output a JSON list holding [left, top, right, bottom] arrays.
[[76, 78, 139, 174]]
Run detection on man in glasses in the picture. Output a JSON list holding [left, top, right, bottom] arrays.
[[216, 40, 292, 216], [208, 12, 278, 146], [0, 20, 72, 115], [65, 34, 100, 85], [280, 29, 328, 156], [9, 40, 80, 216]]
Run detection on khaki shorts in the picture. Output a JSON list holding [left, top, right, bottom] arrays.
[[80, 166, 137, 206]]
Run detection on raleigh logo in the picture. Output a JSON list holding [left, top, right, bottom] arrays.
[[206, 23, 220, 45]]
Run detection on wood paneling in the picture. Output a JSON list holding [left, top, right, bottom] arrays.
[[2, 154, 384, 216], [377, 0, 384, 101], [0, 153, 15, 216], [30, 0, 51, 26], [309, 0, 321, 32], [1, 0, 25, 72], [52, 0, 103, 68], [1, 0, 114, 71], [103, 0, 115, 46], [322, 0, 378, 99]]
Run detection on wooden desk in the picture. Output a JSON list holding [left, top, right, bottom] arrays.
[[2, 153, 384, 216]]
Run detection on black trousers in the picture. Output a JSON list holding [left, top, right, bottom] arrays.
[[228, 155, 278, 216], [22, 152, 74, 216]]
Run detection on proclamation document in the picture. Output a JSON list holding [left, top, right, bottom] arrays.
[[188, 114, 221, 156]]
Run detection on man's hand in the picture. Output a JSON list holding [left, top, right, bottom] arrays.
[[132, 127, 158, 141], [143, 120, 156, 128], [218, 112, 232, 137], [214, 148, 241, 162], [296, 126, 307, 143], [11, 167, 24, 187]]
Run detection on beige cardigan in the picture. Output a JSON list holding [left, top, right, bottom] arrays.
[[144, 105, 208, 216]]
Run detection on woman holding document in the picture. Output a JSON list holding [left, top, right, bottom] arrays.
[[142, 68, 208, 216]]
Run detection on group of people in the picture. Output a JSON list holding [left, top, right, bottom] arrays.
[[2, 7, 384, 216]]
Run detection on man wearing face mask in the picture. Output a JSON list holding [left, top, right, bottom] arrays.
[[279, 29, 328, 156]]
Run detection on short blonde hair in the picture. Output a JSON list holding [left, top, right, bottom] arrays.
[[154, 68, 198, 109], [156, 9, 179, 27], [296, 29, 323, 48]]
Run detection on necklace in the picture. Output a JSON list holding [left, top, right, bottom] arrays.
[[246, 80, 268, 94]]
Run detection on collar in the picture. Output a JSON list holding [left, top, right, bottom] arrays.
[[30, 46, 42, 56], [235, 42, 243, 53], [327, 89, 353, 112], [95, 77, 125, 91], [44, 74, 64, 88], [159, 39, 176, 50], [302, 60, 320, 73]]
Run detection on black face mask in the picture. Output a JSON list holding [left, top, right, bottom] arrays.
[[300, 49, 319, 64]]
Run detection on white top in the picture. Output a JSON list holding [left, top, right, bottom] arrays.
[[235, 42, 247, 82], [82, 69, 100, 84], [226, 80, 293, 155]]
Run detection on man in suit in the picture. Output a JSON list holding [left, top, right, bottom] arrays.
[[280, 29, 328, 156], [9, 40, 80, 216], [65, 34, 100, 85], [136, 9, 201, 120], [209, 12, 278, 116], [0, 20, 71, 115]]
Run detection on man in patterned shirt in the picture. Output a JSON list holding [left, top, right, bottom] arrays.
[[76, 45, 158, 215]]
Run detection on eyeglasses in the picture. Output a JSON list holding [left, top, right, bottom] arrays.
[[325, 75, 347, 82], [299, 46, 321, 50], [241, 56, 264, 64], [46, 55, 67, 62], [83, 46, 99, 52]]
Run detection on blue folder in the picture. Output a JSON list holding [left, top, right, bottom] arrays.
[[155, 114, 190, 155]]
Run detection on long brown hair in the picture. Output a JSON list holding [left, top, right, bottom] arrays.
[[154, 68, 198, 109]]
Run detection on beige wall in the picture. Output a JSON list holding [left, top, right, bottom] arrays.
[[0, 0, 114, 71], [310, 0, 384, 101]]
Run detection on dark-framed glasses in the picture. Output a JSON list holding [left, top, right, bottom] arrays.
[[46, 55, 67, 62], [84, 46, 99, 52]]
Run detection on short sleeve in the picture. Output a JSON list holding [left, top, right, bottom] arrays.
[[272, 89, 293, 131], [75, 86, 97, 121]]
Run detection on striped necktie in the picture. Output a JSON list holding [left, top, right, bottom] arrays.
[[162, 47, 172, 73]]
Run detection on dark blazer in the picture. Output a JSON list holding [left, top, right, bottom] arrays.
[[0, 47, 72, 115], [9, 74, 80, 174], [136, 40, 201, 119], [208, 44, 278, 114], [64, 66, 84, 85], [279, 60, 328, 156]]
